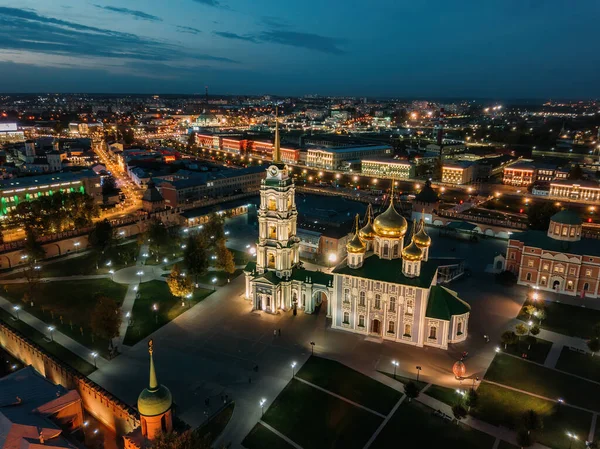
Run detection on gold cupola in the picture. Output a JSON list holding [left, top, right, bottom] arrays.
[[359, 203, 376, 241], [372, 193, 407, 238], [413, 217, 431, 248], [346, 214, 366, 254], [402, 225, 423, 261]]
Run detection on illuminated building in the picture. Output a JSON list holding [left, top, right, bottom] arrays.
[[361, 158, 415, 179], [502, 161, 535, 186], [306, 145, 392, 170], [0, 170, 102, 216], [0, 123, 24, 143], [441, 161, 475, 185], [505, 210, 600, 298], [549, 180, 600, 201]]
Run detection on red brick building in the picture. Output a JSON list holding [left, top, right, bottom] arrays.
[[505, 210, 600, 298]]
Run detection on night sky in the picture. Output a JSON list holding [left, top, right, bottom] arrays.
[[0, 0, 598, 98]]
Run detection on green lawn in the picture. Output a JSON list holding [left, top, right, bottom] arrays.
[[425, 384, 462, 406], [518, 300, 600, 339], [242, 423, 295, 449], [197, 403, 234, 444], [371, 400, 494, 449], [123, 280, 212, 346], [297, 356, 402, 415], [484, 354, 600, 412], [263, 378, 383, 449], [555, 347, 600, 383], [497, 441, 519, 449], [2, 280, 128, 358], [472, 383, 591, 449], [502, 337, 553, 364], [0, 307, 96, 375], [197, 269, 242, 287]]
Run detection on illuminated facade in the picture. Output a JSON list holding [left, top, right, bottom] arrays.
[[505, 210, 600, 298], [503, 161, 535, 186], [306, 145, 392, 170], [361, 158, 415, 179], [549, 180, 600, 201], [442, 161, 475, 185]]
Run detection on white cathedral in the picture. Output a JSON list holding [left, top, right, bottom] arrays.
[[244, 119, 470, 350]]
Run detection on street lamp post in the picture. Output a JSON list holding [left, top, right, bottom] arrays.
[[328, 253, 337, 268], [566, 432, 578, 449], [310, 341, 315, 355], [152, 304, 158, 323], [74, 242, 80, 253], [259, 398, 266, 417], [47, 326, 55, 342], [12, 305, 20, 320], [391, 360, 399, 379], [137, 270, 144, 283], [291, 361, 297, 378], [109, 269, 114, 280], [416, 365, 422, 382], [126, 311, 131, 325], [472, 376, 480, 390], [212, 277, 217, 291], [91, 352, 98, 368]]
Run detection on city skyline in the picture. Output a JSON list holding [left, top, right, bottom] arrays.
[[0, 0, 599, 98]]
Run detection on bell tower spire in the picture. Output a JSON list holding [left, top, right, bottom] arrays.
[[273, 106, 281, 163], [148, 339, 158, 390]]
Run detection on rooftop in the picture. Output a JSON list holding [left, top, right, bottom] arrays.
[[426, 285, 471, 320], [509, 230, 600, 256], [0, 169, 98, 190]]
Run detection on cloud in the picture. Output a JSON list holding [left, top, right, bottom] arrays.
[[0, 7, 235, 64], [214, 26, 345, 54], [177, 25, 203, 35], [260, 16, 288, 28], [213, 31, 256, 42], [94, 5, 162, 22], [191, 0, 223, 7]]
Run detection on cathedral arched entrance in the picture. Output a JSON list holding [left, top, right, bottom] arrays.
[[312, 290, 329, 314], [371, 319, 381, 335]]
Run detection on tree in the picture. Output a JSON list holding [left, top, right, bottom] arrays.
[[432, 158, 443, 181], [523, 305, 537, 320], [536, 309, 546, 326], [215, 240, 235, 274], [522, 409, 543, 435], [527, 202, 560, 231], [588, 338, 600, 357], [147, 220, 169, 261], [403, 381, 420, 402], [500, 331, 518, 349], [102, 176, 118, 195], [151, 429, 213, 449], [515, 323, 528, 341], [183, 234, 209, 283], [89, 219, 114, 268], [530, 325, 540, 337], [568, 164, 584, 180], [166, 264, 194, 301], [202, 213, 225, 246], [90, 296, 121, 350], [592, 322, 600, 339], [187, 131, 197, 150], [24, 227, 46, 261], [516, 428, 533, 448], [465, 389, 478, 411], [451, 403, 467, 424]]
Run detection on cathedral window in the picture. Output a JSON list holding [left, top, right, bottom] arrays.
[[584, 282, 589, 291], [269, 225, 277, 239], [344, 289, 350, 303], [406, 299, 413, 315], [429, 326, 437, 339], [268, 197, 276, 211], [388, 321, 395, 333], [567, 280, 574, 290], [393, 242, 399, 257], [359, 315, 365, 327], [359, 291, 366, 307], [586, 269, 592, 276], [457, 321, 463, 335], [554, 225, 560, 235], [570, 227, 576, 237], [526, 273, 532, 281], [375, 294, 381, 309], [562, 227, 568, 236], [268, 254, 275, 268], [383, 242, 389, 257], [403, 324, 411, 337], [389, 297, 396, 312], [343, 312, 349, 324], [540, 276, 547, 286], [406, 264, 412, 274]]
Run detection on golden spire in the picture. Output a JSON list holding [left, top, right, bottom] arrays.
[[273, 106, 281, 163], [347, 214, 366, 253], [148, 339, 158, 390]]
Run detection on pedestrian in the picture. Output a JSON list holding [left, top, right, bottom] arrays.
[[278, 328, 281, 337]]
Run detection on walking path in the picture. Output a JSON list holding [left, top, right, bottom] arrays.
[[0, 275, 110, 284], [116, 244, 148, 349], [362, 396, 406, 449], [0, 294, 109, 367]]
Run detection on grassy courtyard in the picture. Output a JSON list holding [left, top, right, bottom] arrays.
[[555, 347, 600, 383], [123, 280, 212, 346], [297, 356, 401, 415], [424, 384, 461, 406], [2, 279, 128, 358], [262, 378, 383, 449], [0, 307, 96, 375], [518, 300, 600, 339], [371, 400, 494, 449], [242, 423, 295, 449], [472, 383, 591, 449], [484, 353, 600, 412], [502, 337, 553, 364]]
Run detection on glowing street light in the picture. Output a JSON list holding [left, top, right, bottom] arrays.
[[328, 253, 337, 267], [91, 352, 98, 367], [212, 277, 217, 291], [566, 432, 578, 449], [137, 270, 144, 283], [495, 346, 501, 353], [152, 304, 158, 323], [291, 361, 297, 378], [12, 305, 21, 320], [259, 398, 266, 416], [391, 360, 399, 379]]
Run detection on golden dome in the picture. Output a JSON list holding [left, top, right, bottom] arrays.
[[373, 198, 407, 238], [402, 239, 423, 261], [347, 215, 366, 254], [413, 219, 431, 248], [359, 205, 376, 241]]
